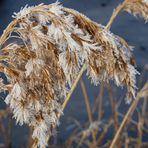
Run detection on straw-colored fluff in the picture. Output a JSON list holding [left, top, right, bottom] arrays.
[[0, 2, 138, 147]]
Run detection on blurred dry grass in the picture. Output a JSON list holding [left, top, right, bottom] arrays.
[[63, 66, 148, 148], [0, 65, 147, 148]]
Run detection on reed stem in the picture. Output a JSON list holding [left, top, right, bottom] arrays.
[[109, 83, 148, 148], [106, 2, 126, 30], [62, 64, 86, 110], [80, 79, 97, 147], [0, 20, 18, 46]]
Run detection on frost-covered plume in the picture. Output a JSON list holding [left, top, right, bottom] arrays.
[[123, 0, 148, 22], [0, 2, 138, 147]]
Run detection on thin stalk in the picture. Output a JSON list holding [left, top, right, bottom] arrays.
[[96, 84, 104, 120], [118, 112, 148, 133], [106, 2, 126, 30], [80, 79, 93, 124], [62, 64, 86, 110], [107, 84, 120, 147], [109, 83, 148, 148], [110, 98, 139, 148], [91, 83, 105, 121], [0, 19, 18, 46], [6, 115, 12, 148], [107, 84, 119, 132], [97, 119, 113, 146], [27, 127, 33, 148], [78, 133, 87, 147], [125, 130, 129, 148], [137, 97, 147, 148], [80, 79, 97, 147]]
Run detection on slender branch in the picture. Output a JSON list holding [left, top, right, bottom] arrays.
[[0, 19, 18, 46], [97, 119, 113, 145], [107, 84, 119, 132], [80, 80, 93, 124], [62, 64, 86, 110], [109, 83, 148, 148], [110, 98, 138, 148], [106, 2, 126, 30], [137, 97, 147, 148], [107, 84, 121, 147], [80, 79, 97, 147]]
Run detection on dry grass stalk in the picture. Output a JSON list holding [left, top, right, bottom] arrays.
[[118, 112, 148, 133], [107, 84, 119, 132], [0, 108, 12, 147], [137, 96, 147, 148], [97, 85, 104, 121], [110, 83, 148, 148], [62, 64, 86, 110], [107, 84, 121, 147], [80, 79, 97, 147], [97, 119, 114, 146], [106, 2, 126, 29], [107, 0, 148, 29], [125, 130, 129, 148], [92, 83, 104, 120], [60, 75, 147, 148]]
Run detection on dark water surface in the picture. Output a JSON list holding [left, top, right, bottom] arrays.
[[0, 0, 148, 147]]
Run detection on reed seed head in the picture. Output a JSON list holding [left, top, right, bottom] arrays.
[[0, 2, 138, 147], [124, 0, 148, 22]]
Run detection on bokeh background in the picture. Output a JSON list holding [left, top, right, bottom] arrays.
[[0, 0, 147, 147]]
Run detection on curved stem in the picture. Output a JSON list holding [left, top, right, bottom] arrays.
[[0, 19, 18, 46], [109, 97, 139, 148], [109, 83, 148, 148], [62, 64, 86, 110], [106, 2, 126, 30]]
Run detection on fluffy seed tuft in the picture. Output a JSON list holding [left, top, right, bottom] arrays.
[[0, 2, 138, 147]]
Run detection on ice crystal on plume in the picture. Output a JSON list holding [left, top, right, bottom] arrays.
[[0, 2, 138, 147]]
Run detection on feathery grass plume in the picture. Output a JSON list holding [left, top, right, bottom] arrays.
[[123, 0, 148, 22], [0, 2, 138, 147], [65, 8, 138, 102], [106, 0, 148, 29]]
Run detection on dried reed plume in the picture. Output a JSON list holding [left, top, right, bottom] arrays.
[[107, 0, 148, 29], [0, 1, 140, 147], [124, 0, 148, 21]]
